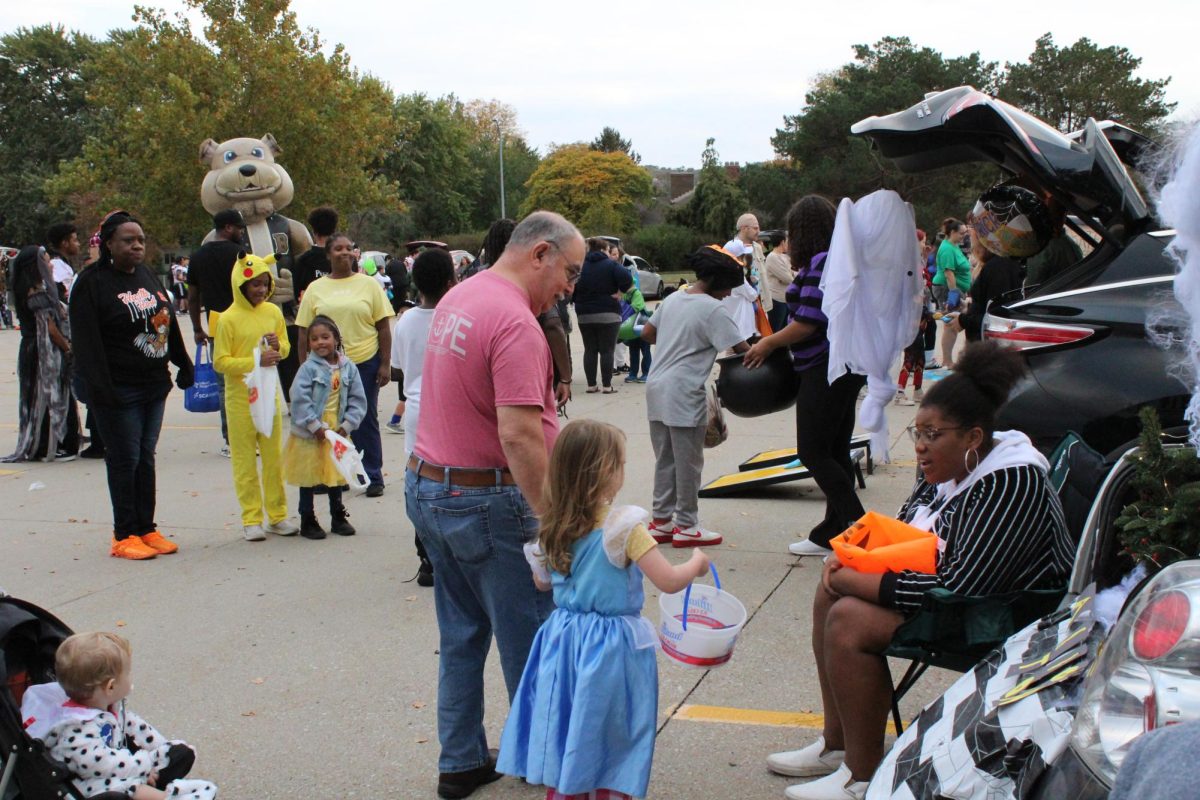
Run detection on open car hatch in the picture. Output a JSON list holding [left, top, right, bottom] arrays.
[[850, 86, 1151, 240]]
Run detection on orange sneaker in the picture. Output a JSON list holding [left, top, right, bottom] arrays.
[[110, 535, 158, 560], [140, 531, 179, 554]]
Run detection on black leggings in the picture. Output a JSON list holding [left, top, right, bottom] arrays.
[[299, 486, 345, 516], [579, 321, 621, 388], [795, 364, 866, 547]]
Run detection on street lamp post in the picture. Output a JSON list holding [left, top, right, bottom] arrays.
[[498, 125, 506, 219]]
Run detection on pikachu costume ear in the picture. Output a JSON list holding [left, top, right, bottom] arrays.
[[264, 253, 277, 267]]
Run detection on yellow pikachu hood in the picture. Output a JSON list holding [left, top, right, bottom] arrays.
[[230, 251, 276, 309]]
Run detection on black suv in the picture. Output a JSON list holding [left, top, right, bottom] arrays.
[[852, 87, 1187, 457]]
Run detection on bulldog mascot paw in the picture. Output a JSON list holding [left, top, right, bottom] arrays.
[[199, 134, 312, 320]]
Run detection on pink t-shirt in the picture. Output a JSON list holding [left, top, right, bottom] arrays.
[[414, 270, 557, 468]]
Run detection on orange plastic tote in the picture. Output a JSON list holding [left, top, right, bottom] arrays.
[[830, 511, 938, 574]]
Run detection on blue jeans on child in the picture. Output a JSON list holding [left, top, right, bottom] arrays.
[[627, 338, 652, 378], [404, 465, 554, 773]]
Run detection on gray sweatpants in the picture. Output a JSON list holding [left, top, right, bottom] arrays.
[[649, 420, 707, 529]]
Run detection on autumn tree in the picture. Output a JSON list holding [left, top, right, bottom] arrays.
[[521, 144, 653, 236], [998, 33, 1175, 135], [385, 93, 479, 237], [590, 126, 640, 164], [462, 100, 540, 228], [672, 138, 746, 239], [48, 0, 401, 249], [0, 26, 101, 245]]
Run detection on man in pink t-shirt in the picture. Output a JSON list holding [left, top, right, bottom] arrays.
[[404, 211, 584, 796]]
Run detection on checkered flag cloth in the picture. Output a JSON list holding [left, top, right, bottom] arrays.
[[868, 592, 1103, 800]]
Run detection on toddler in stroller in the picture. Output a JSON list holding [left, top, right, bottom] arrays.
[[2, 595, 216, 800]]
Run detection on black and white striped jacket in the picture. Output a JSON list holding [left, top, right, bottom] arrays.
[[878, 465, 1074, 614]]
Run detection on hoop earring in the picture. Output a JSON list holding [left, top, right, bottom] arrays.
[[964, 448, 980, 473]]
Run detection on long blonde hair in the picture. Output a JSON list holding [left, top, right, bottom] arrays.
[[540, 420, 626, 576]]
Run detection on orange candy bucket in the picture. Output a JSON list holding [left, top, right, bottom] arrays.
[[829, 511, 938, 574]]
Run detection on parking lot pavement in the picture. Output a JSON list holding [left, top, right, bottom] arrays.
[[0, 319, 956, 798]]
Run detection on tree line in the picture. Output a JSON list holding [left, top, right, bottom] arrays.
[[0, 0, 1174, 267]]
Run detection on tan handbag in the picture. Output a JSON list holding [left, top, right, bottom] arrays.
[[704, 384, 728, 448]]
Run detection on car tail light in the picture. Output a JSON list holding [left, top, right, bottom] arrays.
[[983, 316, 1095, 351], [1069, 563, 1200, 788], [1132, 591, 1190, 660]]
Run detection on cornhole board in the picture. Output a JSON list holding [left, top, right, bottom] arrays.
[[699, 445, 869, 498], [738, 433, 874, 474]]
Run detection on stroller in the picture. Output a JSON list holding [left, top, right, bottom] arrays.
[[0, 592, 127, 800]]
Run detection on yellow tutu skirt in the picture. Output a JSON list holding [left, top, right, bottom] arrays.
[[283, 409, 347, 488]]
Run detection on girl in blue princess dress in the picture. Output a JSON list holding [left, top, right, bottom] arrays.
[[498, 419, 712, 800]]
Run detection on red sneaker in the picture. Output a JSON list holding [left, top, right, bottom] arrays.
[[672, 525, 723, 548], [648, 519, 678, 544]]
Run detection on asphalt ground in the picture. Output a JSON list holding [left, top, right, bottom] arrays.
[[0, 318, 961, 799]]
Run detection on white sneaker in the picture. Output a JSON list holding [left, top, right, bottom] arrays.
[[789, 539, 833, 557], [894, 391, 914, 406], [767, 737, 845, 777], [219, 444, 231, 458], [912, 388, 924, 403], [784, 763, 867, 800], [265, 518, 299, 536], [672, 525, 722, 548], [242, 525, 266, 541]]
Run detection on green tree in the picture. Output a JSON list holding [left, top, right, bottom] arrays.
[[737, 161, 808, 229], [48, 0, 400, 249], [671, 138, 746, 239], [385, 93, 479, 236], [590, 126, 640, 164], [468, 132, 540, 228], [770, 37, 999, 230], [520, 144, 653, 236], [0, 25, 101, 245], [999, 33, 1175, 135]]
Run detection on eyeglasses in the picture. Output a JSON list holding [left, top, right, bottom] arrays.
[[546, 241, 582, 285], [906, 425, 966, 445]]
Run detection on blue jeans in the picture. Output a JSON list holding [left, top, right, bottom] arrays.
[[404, 467, 554, 773], [627, 337, 652, 378], [352, 353, 383, 486], [90, 383, 168, 539]]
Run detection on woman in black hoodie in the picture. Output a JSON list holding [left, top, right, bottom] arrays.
[[572, 238, 632, 393]]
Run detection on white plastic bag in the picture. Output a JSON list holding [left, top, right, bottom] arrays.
[[324, 429, 371, 493], [243, 345, 280, 437]]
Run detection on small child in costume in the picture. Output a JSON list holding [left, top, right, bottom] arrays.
[[284, 315, 367, 539], [20, 632, 217, 800], [390, 249, 456, 586], [498, 420, 712, 800], [213, 252, 296, 541], [641, 246, 749, 547], [895, 308, 933, 406]]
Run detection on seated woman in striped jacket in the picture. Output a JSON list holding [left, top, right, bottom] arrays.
[[768, 340, 1074, 800]]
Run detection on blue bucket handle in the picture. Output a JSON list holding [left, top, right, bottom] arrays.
[[681, 564, 721, 632]]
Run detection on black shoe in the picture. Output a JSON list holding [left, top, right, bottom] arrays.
[[437, 750, 501, 799], [330, 508, 356, 536], [365, 482, 384, 497], [53, 450, 77, 462], [80, 445, 105, 459], [299, 514, 327, 540], [417, 558, 434, 587]]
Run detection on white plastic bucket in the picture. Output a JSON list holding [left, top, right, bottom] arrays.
[[658, 566, 747, 669]]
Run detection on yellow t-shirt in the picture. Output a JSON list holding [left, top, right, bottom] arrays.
[[324, 368, 342, 417], [296, 274, 392, 364]]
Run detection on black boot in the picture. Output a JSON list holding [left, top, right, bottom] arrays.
[[330, 506, 356, 536], [300, 514, 327, 540], [417, 557, 434, 587]]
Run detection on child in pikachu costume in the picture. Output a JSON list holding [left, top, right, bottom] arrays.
[[214, 253, 299, 540]]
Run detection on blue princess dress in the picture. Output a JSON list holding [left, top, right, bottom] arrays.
[[498, 506, 660, 798]]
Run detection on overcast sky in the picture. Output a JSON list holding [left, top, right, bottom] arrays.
[[9, 0, 1198, 167]]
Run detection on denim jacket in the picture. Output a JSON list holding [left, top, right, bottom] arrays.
[[289, 351, 367, 439]]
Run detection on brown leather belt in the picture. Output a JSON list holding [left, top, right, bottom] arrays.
[[406, 455, 516, 487]]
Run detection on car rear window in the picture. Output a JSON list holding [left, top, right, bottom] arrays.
[[1043, 233, 1173, 293]]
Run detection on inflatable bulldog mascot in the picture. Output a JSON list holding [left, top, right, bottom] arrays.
[[200, 133, 311, 393]]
